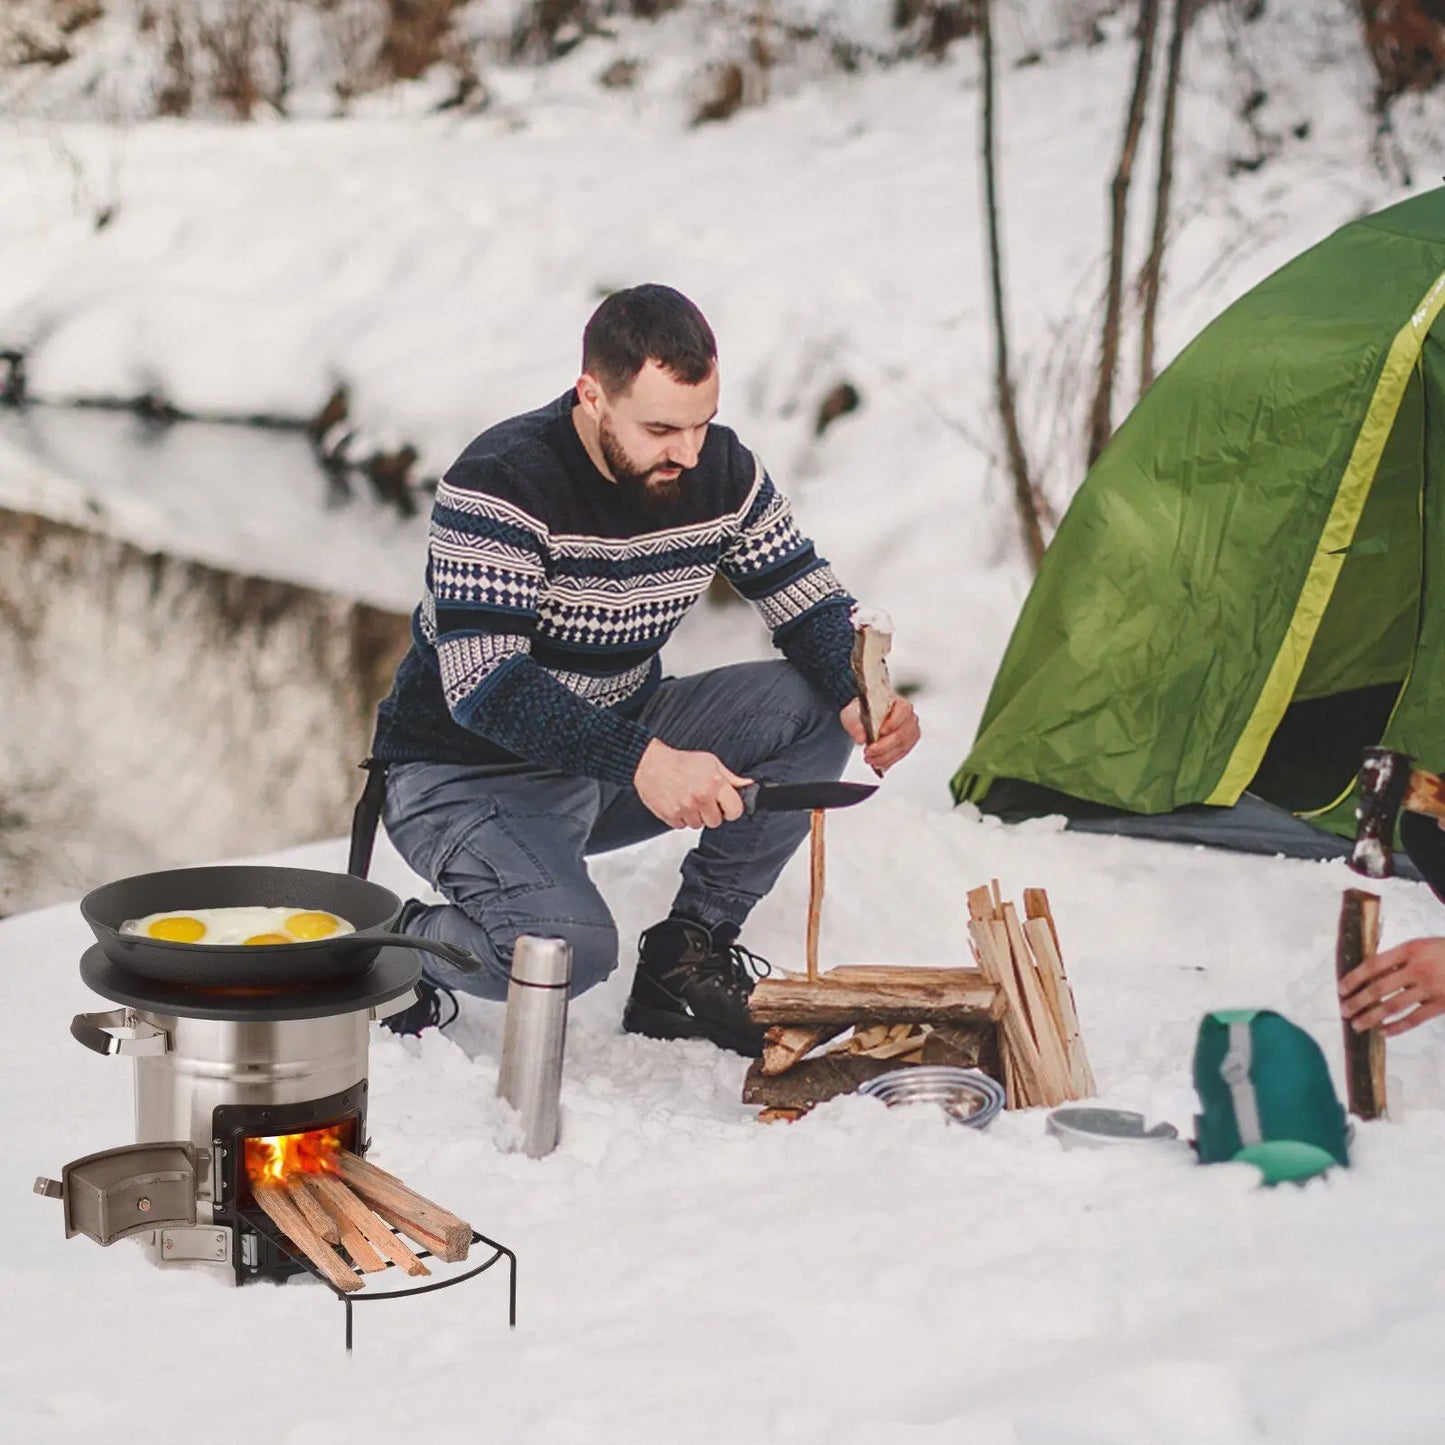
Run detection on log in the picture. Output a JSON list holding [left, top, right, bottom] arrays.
[[304, 1176, 388, 1273], [748, 968, 1000, 1026], [284, 1174, 340, 1245], [969, 918, 1045, 1108], [743, 1022, 999, 1112], [849, 620, 894, 744], [761, 1025, 840, 1076], [1023, 915, 1096, 1097], [251, 1180, 362, 1293], [308, 1172, 430, 1277], [330, 1150, 472, 1259], [1335, 888, 1388, 1120], [365, 1200, 469, 1264], [1022, 888, 1061, 955], [998, 908, 1074, 1105], [806, 809, 825, 983]]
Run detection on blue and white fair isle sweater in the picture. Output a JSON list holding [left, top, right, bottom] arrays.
[[371, 391, 858, 783]]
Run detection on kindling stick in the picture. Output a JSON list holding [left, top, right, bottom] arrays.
[[806, 809, 825, 983], [252, 1181, 361, 1293]]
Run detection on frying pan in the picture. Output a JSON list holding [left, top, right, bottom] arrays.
[[80, 864, 481, 988]]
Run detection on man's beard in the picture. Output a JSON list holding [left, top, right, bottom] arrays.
[[598, 416, 685, 513]]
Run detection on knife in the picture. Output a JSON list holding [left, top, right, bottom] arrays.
[[738, 781, 878, 814]]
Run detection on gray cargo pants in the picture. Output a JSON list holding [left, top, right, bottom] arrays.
[[381, 660, 853, 1000]]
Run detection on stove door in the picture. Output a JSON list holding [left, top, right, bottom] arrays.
[[35, 1142, 198, 1245]]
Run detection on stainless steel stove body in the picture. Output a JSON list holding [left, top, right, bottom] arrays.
[[37, 945, 419, 1282]]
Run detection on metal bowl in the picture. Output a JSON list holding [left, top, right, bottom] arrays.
[[1046, 1106, 1181, 1150], [856, 1066, 1006, 1129]]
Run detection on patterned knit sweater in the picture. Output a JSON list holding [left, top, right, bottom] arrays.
[[371, 391, 858, 783]]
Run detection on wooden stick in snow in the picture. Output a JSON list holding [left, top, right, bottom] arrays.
[[1023, 914, 1095, 1098], [806, 809, 825, 982]]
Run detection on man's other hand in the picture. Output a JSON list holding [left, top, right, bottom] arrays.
[[1339, 936, 1445, 1036], [840, 694, 921, 774], [634, 739, 752, 829]]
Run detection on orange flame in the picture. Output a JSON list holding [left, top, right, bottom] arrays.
[[244, 1126, 345, 1187]]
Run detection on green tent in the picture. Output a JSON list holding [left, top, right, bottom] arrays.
[[953, 187, 1445, 847]]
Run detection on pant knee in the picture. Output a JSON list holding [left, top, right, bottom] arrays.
[[490, 915, 619, 997]]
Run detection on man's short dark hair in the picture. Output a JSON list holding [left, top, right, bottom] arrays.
[[582, 284, 717, 397]]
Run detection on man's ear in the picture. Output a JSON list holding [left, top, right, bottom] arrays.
[[575, 372, 605, 418]]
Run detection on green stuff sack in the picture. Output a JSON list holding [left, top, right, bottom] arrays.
[[1193, 1009, 1350, 1185]]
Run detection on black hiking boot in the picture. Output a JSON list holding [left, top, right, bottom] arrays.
[[380, 899, 461, 1037], [379, 970, 460, 1037], [622, 916, 771, 1057]]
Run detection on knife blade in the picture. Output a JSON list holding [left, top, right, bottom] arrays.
[[738, 781, 878, 815]]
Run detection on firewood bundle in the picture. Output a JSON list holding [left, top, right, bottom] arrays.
[[251, 1149, 471, 1293], [742, 965, 1005, 1119], [965, 884, 1094, 1108]]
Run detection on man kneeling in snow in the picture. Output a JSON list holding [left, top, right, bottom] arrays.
[[367, 284, 919, 1055]]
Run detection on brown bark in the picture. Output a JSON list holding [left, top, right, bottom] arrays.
[[1087, 0, 1161, 466], [980, 0, 1047, 569], [748, 967, 1000, 1027], [1335, 889, 1388, 1120], [1138, 0, 1191, 392]]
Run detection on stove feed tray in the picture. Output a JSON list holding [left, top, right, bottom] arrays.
[[79, 944, 422, 1020]]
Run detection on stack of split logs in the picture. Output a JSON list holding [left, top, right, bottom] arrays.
[[251, 1149, 471, 1294], [965, 883, 1094, 1109]]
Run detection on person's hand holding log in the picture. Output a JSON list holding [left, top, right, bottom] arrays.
[[839, 695, 919, 774], [1340, 936, 1445, 1035]]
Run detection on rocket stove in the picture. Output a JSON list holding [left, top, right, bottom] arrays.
[[35, 867, 516, 1349]]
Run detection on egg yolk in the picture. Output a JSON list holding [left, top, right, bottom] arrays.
[[286, 912, 341, 940], [244, 933, 292, 946], [147, 916, 207, 943]]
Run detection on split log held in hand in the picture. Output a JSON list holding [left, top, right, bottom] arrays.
[[1335, 888, 1388, 1121]]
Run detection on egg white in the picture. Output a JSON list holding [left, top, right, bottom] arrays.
[[120, 906, 354, 945]]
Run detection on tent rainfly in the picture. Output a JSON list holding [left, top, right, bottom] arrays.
[[953, 187, 1445, 861]]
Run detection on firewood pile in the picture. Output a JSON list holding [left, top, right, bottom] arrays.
[[250, 1149, 471, 1293], [965, 883, 1094, 1108], [742, 964, 1005, 1120], [740, 884, 1094, 1120]]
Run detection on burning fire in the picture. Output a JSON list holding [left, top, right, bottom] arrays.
[[244, 1126, 346, 1187]]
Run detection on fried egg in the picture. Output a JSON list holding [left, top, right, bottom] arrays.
[[120, 906, 354, 946]]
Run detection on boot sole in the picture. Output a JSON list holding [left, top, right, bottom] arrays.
[[622, 1000, 763, 1059]]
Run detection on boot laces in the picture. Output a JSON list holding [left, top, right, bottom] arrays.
[[712, 937, 772, 1001]]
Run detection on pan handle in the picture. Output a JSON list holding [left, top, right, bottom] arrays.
[[71, 1008, 170, 1058], [344, 931, 484, 975]]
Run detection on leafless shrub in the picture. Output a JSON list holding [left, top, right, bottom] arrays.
[[1357, 0, 1445, 103], [691, 59, 745, 124], [379, 0, 465, 80], [894, 0, 981, 57]]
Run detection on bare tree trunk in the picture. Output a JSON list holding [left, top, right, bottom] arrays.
[[1086, 0, 1160, 467], [980, 0, 1046, 570], [1138, 0, 1191, 393]]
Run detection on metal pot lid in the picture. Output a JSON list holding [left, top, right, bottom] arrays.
[[1046, 1106, 1181, 1148], [79, 943, 421, 1021]]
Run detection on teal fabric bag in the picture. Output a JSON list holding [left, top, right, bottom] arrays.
[[1193, 1009, 1350, 1185]]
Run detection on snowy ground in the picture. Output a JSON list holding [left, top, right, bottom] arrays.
[[6, 2, 1445, 1438], [7, 811, 1445, 1444]]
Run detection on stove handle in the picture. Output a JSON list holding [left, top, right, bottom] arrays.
[[70, 1008, 170, 1058]]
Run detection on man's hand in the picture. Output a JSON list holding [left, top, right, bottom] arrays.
[[634, 739, 752, 830], [1339, 936, 1445, 1036], [840, 694, 921, 774]]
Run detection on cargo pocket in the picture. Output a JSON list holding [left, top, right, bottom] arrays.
[[433, 810, 557, 905]]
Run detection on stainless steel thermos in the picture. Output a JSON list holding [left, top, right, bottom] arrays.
[[496, 934, 571, 1157]]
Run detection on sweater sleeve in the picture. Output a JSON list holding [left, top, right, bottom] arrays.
[[718, 458, 859, 710], [428, 474, 653, 783]]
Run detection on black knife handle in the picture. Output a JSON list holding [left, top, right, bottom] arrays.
[[738, 783, 760, 815]]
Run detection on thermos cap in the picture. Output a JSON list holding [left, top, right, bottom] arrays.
[[510, 934, 572, 988]]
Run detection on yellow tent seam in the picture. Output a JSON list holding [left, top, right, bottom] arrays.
[[1206, 266, 1445, 806]]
